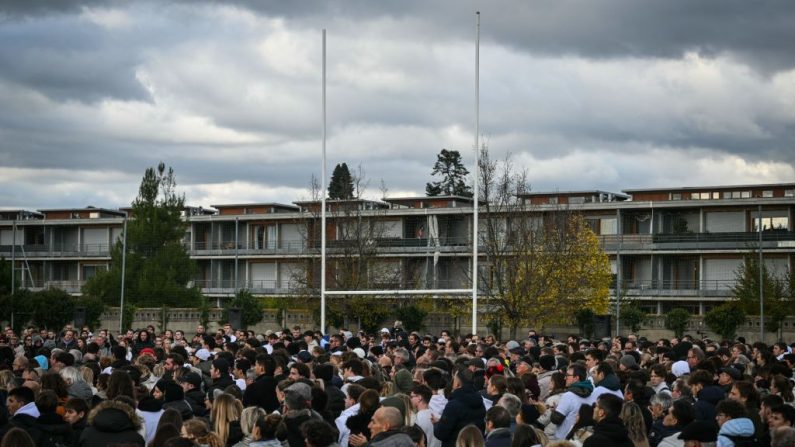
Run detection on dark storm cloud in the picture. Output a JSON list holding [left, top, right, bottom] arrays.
[[223, 0, 795, 73], [0, 12, 149, 102]]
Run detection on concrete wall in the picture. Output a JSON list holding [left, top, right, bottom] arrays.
[[97, 308, 795, 344]]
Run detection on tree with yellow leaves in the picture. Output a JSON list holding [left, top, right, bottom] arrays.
[[478, 147, 611, 338]]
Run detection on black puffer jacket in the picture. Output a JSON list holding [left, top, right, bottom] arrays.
[[434, 383, 486, 447], [36, 412, 72, 447], [694, 385, 725, 423], [184, 388, 208, 417], [583, 416, 635, 447], [77, 401, 145, 447]]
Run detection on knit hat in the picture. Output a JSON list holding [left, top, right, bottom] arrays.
[[619, 354, 638, 370], [538, 355, 556, 371], [394, 368, 414, 393]]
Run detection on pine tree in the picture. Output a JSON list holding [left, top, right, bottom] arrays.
[[83, 162, 201, 310], [426, 149, 472, 197], [328, 163, 354, 199]]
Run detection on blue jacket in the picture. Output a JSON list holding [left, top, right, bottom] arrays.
[[434, 384, 486, 447], [717, 418, 755, 447]]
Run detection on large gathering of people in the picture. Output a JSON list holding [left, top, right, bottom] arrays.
[[0, 321, 794, 447]]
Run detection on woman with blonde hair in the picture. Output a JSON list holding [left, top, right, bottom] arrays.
[[211, 393, 243, 446], [619, 402, 650, 447], [455, 424, 485, 447], [233, 406, 267, 447], [182, 418, 223, 447]]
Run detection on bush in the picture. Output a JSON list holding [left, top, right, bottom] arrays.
[[620, 305, 647, 334], [224, 289, 264, 329], [704, 301, 746, 341], [395, 304, 428, 332], [664, 308, 691, 338]]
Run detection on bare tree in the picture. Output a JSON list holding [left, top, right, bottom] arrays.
[[476, 146, 612, 338]]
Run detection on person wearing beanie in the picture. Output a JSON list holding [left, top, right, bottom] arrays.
[[393, 368, 414, 394], [207, 358, 234, 402], [619, 354, 639, 372]]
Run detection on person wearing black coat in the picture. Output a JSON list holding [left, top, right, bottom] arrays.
[[35, 391, 72, 447], [314, 363, 346, 419], [0, 387, 46, 445], [77, 400, 145, 447], [434, 368, 486, 447], [688, 371, 725, 425], [207, 359, 235, 402], [242, 354, 280, 413], [178, 371, 209, 417], [583, 394, 634, 447]]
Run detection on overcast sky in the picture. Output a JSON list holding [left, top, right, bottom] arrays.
[[2, 0, 794, 210]]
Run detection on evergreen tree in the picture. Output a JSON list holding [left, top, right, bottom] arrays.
[[426, 149, 472, 197], [83, 162, 201, 309], [732, 255, 791, 333], [328, 163, 354, 199]]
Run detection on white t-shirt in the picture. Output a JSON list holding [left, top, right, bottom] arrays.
[[429, 392, 448, 419], [415, 408, 442, 447], [553, 391, 594, 440]]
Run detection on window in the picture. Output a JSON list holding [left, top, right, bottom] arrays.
[[762, 190, 774, 198], [785, 189, 795, 197], [712, 192, 720, 199], [754, 217, 789, 231], [691, 193, 700, 200], [569, 197, 585, 204], [548, 197, 558, 204], [82, 265, 107, 280], [671, 193, 682, 200], [700, 192, 711, 200], [723, 192, 733, 199], [89, 212, 100, 219], [741, 191, 751, 198]]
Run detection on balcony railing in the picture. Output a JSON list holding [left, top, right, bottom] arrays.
[[619, 279, 736, 291], [25, 280, 86, 293], [0, 244, 111, 257], [653, 231, 795, 243]]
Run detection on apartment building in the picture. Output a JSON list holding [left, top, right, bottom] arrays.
[[1, 183, 793, 315]]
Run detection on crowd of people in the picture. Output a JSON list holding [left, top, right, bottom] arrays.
[[0, 321, 794, 447]]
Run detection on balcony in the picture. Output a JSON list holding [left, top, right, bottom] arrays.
[[653, 231, 795, 249], [25, 280, 86, 293], [598, 234, 654, 251], [0, 244, 111, 257], [615, 279, 735, 297], [189, 236, 473, 256], [195, 279, 294, 295]]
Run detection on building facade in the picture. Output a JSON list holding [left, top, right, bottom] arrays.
[[1, 183, 794, 316]]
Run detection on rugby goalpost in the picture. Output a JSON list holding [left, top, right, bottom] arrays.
[[319, 13, 482, 334]]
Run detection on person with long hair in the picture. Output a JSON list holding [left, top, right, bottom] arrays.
[[511, 423, 543, 447], [0, 427, 35, 447], [538, 371, 566, 439], [251, 414, 283, 447], [107, 369, 136, 400], [150, 423, 182, 447], [182, 418, 222, 447], [233, 406, 267, 447], [40, 372, 70, 416], [455, 424, 485, 447], [211, 393, 243, 446], [619, 402, 650, 447]]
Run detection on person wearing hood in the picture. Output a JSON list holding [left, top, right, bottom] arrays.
[[35, 390, 72, 447], [583, 394, 634, 447], [550, 364, 594, 441], [688, 370, 725, 425], [434, 368, 486, 447], [0, 387, 45, 443], [592, 363, 624, 400], [78, 399, 145, 447], [137, 392, 165, 445], [154, 379, 194, 421], [715, 400, 756, 447]]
